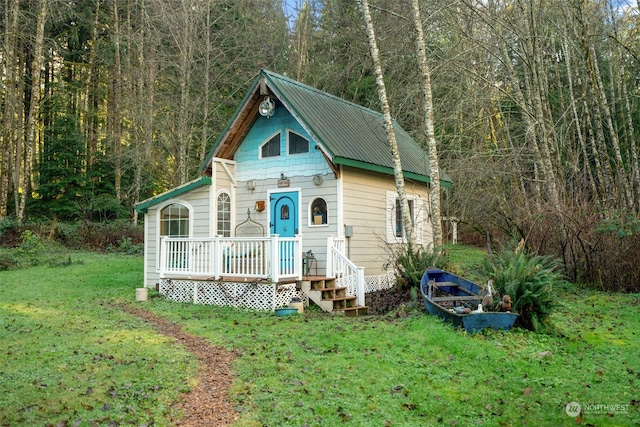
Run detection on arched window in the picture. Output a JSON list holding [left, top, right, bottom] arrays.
[[310, 198, 327, 225], [160, 203, 190, 237], [217, 192, 231, 237]]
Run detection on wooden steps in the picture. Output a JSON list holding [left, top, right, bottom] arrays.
[[300, 277, 368, 316]]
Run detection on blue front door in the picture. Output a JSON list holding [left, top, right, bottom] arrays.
[[270, 191, 298, 237], [271, 191, 298, 274]]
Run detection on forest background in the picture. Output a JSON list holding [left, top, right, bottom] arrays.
[[1, 0, 639, 291]]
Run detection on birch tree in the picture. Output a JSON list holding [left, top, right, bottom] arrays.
[[411, 0, 442, 248], [359, 0, 415, 246]]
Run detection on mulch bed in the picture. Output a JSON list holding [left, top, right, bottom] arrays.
[[117, 304, 238, 426], [366, 287, 414, 315]]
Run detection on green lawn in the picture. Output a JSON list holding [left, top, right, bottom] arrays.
[[1, 251, 638, 426]]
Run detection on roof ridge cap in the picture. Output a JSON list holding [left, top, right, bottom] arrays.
[[261, 69, 384, 118]]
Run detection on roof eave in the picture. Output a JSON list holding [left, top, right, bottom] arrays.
[[199, 73, 263, 174], [334, 157, 453, 187], [135, 176, 212, 214]]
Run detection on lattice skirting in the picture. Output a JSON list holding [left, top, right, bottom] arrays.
[[335, 272, 397, 296], [364, 272, 397, 293], [159, 279, 307, 311]]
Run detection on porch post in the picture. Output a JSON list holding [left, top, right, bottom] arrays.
[[270, 234, 279, 280], [159, 237, 167, 278], [213, 235, 221, 279], [326, 235, 334, 278], [357, 266, 366, 306], [294, 234, 302, 279]]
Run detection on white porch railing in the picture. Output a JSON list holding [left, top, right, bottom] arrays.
[[159, 235, 302, 281], [326, 235, 366, 306]]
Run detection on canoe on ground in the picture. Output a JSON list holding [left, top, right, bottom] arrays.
[[420, 267, 518, 333]]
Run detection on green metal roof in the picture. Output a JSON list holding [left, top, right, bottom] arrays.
[[202, 69, 451, 186], [135, 176, 211, 213]]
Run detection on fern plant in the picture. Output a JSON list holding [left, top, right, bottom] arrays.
[[393, 244, 449, 290], [483, 241, 565, 333]]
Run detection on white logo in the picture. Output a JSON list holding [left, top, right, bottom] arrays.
[[566, 401, 581, 417]]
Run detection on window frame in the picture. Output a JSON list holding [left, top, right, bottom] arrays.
[[287, 130, 310, 155], [259, 131, 281, 159], [160, 202, 191, 238], [156, 201, 193, 272], [216, 191, 232, 237], [386, 191, 424, 244], [309, 197, 328, 227]]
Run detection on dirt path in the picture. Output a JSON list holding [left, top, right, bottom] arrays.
[[118, 304, 238, 426]]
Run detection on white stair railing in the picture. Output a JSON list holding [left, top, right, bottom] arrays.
[[326, 235, 365, 306]]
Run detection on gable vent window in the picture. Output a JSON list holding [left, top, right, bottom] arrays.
[[288, 131, 309, 155], [260, 133, 281, 158]]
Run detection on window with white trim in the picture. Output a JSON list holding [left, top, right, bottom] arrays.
[[395, 198, 414, 238], [288, 131, 309, 154], [217, 192, 231, 237], [160, 203, 190, 237], [386, 191, 424, 244], [310, 197, 328, 226], [260, 132, 281, 158]]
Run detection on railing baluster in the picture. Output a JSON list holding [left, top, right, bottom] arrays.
[[159, 236, 306, 281]]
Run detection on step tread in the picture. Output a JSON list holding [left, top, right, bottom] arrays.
[[333, 305, 367, 311], [333, 306, 369, 316], [317, 286, 347, 292], [323, 295, 357, 302]]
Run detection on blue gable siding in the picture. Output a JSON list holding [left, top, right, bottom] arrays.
[[235, 107, 331, 181]]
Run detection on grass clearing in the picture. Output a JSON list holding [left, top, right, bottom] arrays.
[[1, 249, 639, 426]]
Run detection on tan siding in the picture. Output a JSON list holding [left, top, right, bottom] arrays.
[[341, 167, 432, 275]]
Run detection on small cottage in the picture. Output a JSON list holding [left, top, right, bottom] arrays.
[[135, 70, 452, 314]]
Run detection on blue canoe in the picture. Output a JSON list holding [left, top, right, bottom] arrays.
[[420, 268, 518, 333]]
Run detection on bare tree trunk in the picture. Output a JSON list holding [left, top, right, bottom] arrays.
[[18, 0, 47, 222], [607, 0, 639, 212], [359, 0, 414, 245], [113, 0, 123, 200], [563, 31, 599, 206], [410, 0, 442, 248], [200, 2, 211, 163], [589, 42, 632, 210], [84, 1, 101, 169], [1, 0, 20, 219], [177, 0, 194, 184], [294, 0, 311, 82], [523, 1, 560, 207]]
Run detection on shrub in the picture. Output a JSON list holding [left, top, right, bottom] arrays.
[[113, 236, 144, 255], [0, 217, 23, 248], [0, 252, 18, 270], [392, 244, 449, 290], [482, 240, 565, 333]]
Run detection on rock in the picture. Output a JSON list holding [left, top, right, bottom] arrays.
[[533, 350, 553, 359]]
